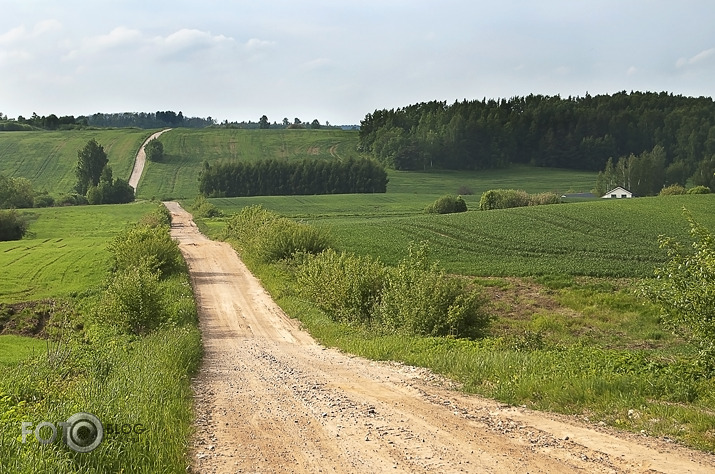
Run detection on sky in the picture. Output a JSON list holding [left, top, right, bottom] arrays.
[[2, 1, 715, 125]]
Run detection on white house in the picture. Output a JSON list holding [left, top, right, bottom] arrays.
[[601, 186, 633, 199]]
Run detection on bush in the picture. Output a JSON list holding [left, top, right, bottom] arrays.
[[95, 263, 165, 335], [33, 193, 54, 208], [297, 249, 386, 324], [377, 242, 490, 338], [138, 204, 172, 228], [191, 195, 222, 218], [56, 193, 88, 206], [145, 138, 164, 162], [223, 205, 331, 262], [643, 216, 715, 368], [0, 210, 28, 241], [109, 224, 185, 278], [687, 185, 711, 194], [254, 217, 331, 262], [529, 192, 561, 206], [659, 184, 687, 196], [479, 189, 530, 210], [425, 195, 468, 214]]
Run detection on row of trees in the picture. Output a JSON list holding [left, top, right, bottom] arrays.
[[1, 111, 214, 130], [199, 157, 388, 197], [358, 92, 715, 183]]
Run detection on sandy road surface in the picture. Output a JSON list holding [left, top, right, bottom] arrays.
[[163, 201, 715, 473], [128, 129, 172, 190]]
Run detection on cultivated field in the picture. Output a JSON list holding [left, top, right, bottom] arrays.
[[137, 128, 364, 199], [0, 129, 154, 194], [0, 203, 155, 302]]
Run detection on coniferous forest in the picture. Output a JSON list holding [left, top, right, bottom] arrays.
[[198, 157, 388, 197], [358, 91, 715, 192]]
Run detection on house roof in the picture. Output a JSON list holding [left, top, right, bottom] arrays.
[[602, 186, 632, 198]]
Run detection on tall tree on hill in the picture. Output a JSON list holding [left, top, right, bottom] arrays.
[[75, 139, 108, 195], [259, 115, 270, 129]]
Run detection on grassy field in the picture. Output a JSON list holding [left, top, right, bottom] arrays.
[[201, 194, 715, 278], [0, 202, 155, 303], [138, 128, 364, 199], [0, 335, 46, 367], [0, 129, 155, 194]]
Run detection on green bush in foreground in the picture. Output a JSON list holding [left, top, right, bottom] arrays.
[[298, 243, 490, 338], [643, 215, 715, 368]]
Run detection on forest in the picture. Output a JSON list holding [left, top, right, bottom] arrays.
[[198, 157, 388, 197], [358, 91, 715, 189]]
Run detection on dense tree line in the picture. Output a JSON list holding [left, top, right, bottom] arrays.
[[358, 92, 715, 183], [2, 111, 213, 129], [87, 111, 213, 129], [199, 157, 388, 197]]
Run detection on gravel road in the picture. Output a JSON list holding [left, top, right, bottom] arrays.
[[164, 201, 715, 474]]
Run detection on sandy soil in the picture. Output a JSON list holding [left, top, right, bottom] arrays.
[[163, 201, 715, 474], [128, 129, 172, 191]]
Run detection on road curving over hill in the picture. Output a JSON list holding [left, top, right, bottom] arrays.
[[128, 128, 172, 191], [163, 201, 715, 473]]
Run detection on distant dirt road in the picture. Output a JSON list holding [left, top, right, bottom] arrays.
[[164, 201, 715, 473], [128, 129, 172, 191]]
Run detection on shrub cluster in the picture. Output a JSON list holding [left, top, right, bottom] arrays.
[[191, 194, 222, 218], [199, 157, 388, 197], [96, 205, 193, 335], [425, 195, 467, 214], [0, 209, 28, 241], [659, 184, 686, 196], [297, 242, 491, 338], [479, 189, 560, 210], [687, 185, 711, 194], [222, 205, 331, 262]]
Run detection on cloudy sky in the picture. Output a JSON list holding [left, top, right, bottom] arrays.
[[2, 1, 715, 125]]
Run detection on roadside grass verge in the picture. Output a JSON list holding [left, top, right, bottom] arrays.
[[207, 201, 715, 453], [254, 262, 715, 452], [0, 204, 201, 473]]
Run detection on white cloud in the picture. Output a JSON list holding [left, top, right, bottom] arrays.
[[677, 48, 715, 68]]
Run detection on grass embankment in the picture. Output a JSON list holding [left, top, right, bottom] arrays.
[[0, 129, 154, 194], [201, 194, 715, 452], [0, 204, 201, 473]]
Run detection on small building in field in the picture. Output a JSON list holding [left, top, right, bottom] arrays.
[[601, 187, 633, 199]]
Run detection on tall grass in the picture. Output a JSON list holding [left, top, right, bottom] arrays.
[[0, 205, 201, 472]]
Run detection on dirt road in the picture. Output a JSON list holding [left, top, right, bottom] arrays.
[[164, 202, 715, 473], [128, 129, 172, 191]]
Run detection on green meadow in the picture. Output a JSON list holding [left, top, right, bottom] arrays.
[[137, 128, 364, 199], [0, 129, 154, 194], [0, 335, 46, 366], [0, 203, 155, 302]]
